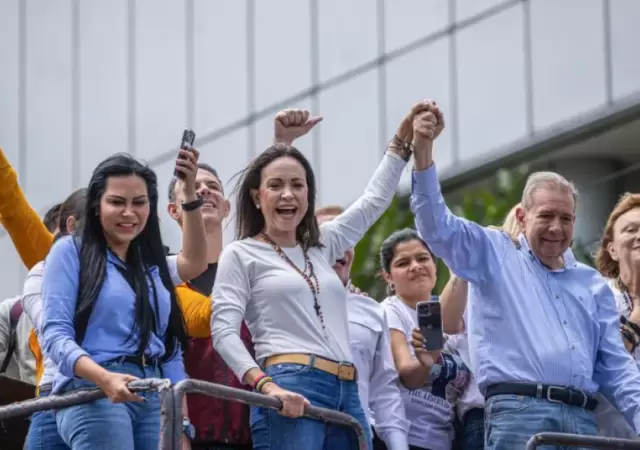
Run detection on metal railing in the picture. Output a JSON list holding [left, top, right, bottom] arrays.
[[525, 432, 640, 449], [159, 379, 368, 450], [0, 378, 368, 450]]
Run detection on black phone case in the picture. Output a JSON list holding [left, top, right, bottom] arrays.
[[417, 302, 445, 351], [175, 129, 196, 180]]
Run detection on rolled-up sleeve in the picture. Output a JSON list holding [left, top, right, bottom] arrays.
[[593, 280, 640, 433], [410, 165, 507, 286], [41, 237, 89, 378], [211, 243, 257, 382]]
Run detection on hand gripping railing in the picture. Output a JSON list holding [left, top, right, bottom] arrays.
[[159, 379, 368, 450], [0, 378, 172, 420], [525, 432, 640, 449]]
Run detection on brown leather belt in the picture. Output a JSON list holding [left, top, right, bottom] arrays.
[[264, 354, 357, 381]]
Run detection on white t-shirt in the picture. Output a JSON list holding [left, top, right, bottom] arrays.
[[212, 151, 406, 381], [382, 296, 470, 450]]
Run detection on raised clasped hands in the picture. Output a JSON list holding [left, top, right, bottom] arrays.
[[273, 109, 323, 146]]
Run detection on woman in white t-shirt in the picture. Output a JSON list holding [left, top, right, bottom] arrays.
[[380, 229, 470, 450], [212, 103, 443, 450], [592, 193, 640, 439]]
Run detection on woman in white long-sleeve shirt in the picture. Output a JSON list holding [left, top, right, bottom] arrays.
[[211, 103, 438, 450]]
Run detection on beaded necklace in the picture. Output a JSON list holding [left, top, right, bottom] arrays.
[[259, 232, 326, 333]]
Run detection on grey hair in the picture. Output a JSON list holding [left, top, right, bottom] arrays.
[[521, 171, 578, 210]]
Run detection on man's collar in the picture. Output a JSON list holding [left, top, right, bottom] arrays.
[[517, 233, 576, 270]]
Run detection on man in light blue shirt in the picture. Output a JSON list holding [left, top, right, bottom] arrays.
[[407, 101, 640, 449]]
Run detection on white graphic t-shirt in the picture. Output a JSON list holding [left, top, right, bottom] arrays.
[[382, 296, 470, 450]]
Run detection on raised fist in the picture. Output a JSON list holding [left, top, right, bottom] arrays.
[[273, 109, 323, 146]]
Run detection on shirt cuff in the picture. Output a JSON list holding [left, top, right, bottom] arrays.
[[161, 358, 188, 385], [61, 348, 90, 378], [379, 429, 409, 450], [411, 163, 440, 197]]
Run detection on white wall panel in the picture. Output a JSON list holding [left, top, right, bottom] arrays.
[[385, 0, 449, 53], [456, 0, 505, 22], [386, 38, 453, 189], [135, 0, 187, 161], [456, 4, 527, 160], [610, 0, 640, 100], [24, 0, 74, 214], [0, 0, 20, 164], [317, 72, 379, 209], [318, 0, 377, 82], [0, 238, 24, 301], [193, 0, 249, 133], [530, 0, 606, 130], [254, 0, 312, 111], [78, 0, 129, 186]]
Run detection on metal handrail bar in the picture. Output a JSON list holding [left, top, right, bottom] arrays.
[[525, 432, 640, 449], [0, 378, 171, 420], [160, 379, 368, 450]]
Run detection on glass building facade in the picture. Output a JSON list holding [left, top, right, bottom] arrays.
[[1, 0, 640, 298]]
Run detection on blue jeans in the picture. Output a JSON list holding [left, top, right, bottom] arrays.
[[56, 361, 162, 450], [250, 363, 373, 450], [485, 394, 598, 450], [25, 388, 69, 450]]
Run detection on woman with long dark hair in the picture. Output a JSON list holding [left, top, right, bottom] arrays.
[[211, 103, 437, 450], [380, 229, 470, 450], [41, 150, 208, 449]]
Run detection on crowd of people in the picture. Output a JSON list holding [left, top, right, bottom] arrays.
[[0, 100, 639, 450]]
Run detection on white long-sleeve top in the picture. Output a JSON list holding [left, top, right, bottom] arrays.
[[347, 291, 409, 450], [211, 151, 406, 381], [20, 261, 56, 387]]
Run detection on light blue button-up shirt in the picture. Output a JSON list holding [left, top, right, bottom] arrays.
[[41, 236, 187, 394], [411, 164, 640, 432]]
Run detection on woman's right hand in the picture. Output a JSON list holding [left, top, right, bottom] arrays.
[[98, 371, 143, 403], [261, 381, 310, 418], [410, 328, 442, 367]]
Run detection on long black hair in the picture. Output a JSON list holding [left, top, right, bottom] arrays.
[[74, 153, 187, 361], [233, 143, 321, 249]]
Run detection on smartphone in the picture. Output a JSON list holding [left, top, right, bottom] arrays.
[[174, 129, 196, 180], [416, 296, 444, 351]]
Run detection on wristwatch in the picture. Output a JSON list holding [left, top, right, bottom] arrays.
[[182, 417, 196, 441]]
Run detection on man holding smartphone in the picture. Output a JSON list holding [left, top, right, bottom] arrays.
[[409, 100, 640, 449]]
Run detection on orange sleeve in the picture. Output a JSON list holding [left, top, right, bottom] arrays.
[[176, 284, 212, 338], [28, 328, 44, 388], [0, 147, 54, 270]]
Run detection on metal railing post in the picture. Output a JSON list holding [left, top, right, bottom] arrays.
[[163, 379, 369, 450], [0, 378, 172, 420], [525, 432, 640, 449]]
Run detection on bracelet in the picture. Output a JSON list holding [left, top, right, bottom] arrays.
[[255, 376, 274, 393], [389, 135, 413, 162], [251, 373, 268, 390], [182, 194, 204, 212]]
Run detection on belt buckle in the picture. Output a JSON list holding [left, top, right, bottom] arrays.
[[546, 386, 565, 403], [337, 362, 355, 381]]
